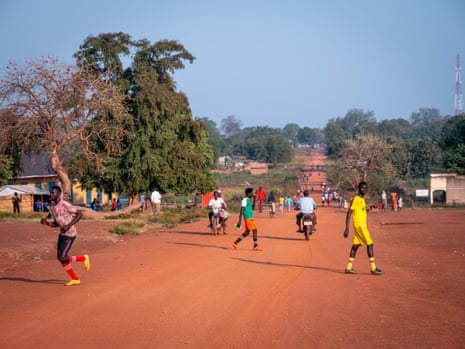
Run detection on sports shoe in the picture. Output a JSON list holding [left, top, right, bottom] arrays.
[[253, 246, 262, 251], [370, 268, 384, 275], [65, 279, 81, 286], [232, 242, 238, 250], [84, 255, 91, 272], [344, 269, 357, 274], [208, 224, 213, 228]]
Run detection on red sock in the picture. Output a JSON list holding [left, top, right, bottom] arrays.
[[63, 263, 79, 280], [69, 256, 85, 263]]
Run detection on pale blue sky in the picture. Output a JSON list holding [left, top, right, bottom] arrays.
[[1, 0, 464, 129]]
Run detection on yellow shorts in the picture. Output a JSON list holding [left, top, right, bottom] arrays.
[[353, 225, 373, 245], [244, 218, 257, 231]]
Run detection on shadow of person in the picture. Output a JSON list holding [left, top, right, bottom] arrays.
[[231, 257, 343, 274], [0, 277, 64, 284]]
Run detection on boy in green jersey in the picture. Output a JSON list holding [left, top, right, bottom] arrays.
[[232, 187, 261, 251]]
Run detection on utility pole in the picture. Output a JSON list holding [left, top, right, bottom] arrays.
[[455, 54, 463, 115]]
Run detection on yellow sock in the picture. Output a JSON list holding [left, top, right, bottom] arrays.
[[346, 257, 355, 270], [369, 257, 376, 271]]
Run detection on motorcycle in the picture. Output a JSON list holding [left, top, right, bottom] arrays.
[[301, 213, 316, 240], [211, 208, 228, 235]]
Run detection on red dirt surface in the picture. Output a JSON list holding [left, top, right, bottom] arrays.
[[1, 151, 465, 349]]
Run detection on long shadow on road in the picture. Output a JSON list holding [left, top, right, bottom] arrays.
[[260, 234, 309, 241], [167, 241, 230, 250], [231, 257, 343, 274], [0, 277, 63, 284]]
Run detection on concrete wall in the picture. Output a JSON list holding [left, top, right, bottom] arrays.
[[430, 173, 465, 205]]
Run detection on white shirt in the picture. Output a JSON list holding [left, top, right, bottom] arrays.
[[208, 197, 225, 214], [151, 190, 161, 204]]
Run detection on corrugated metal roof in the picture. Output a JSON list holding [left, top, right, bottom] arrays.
[[0, 185, 50, 197]]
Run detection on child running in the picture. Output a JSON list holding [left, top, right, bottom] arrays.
[[232, 187, 262, 251], [41, 185, 90, 286]]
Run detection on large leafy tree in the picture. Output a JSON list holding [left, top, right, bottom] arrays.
[[0, 57, 130, 198], [73, 33, 216, 196], [0, 155, 13, 185], [409, 108, 445, 139], [282, 123, 299, 143], [297, 127, 315, 145], [406, 137, 441, 178], [201, 118, 225, 164], [324, 122, 346, 156], [438, 114, 465, 175], [324, 109, 376, 156]]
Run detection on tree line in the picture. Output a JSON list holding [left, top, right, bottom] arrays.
[[323, 108, 465, 194], [202, 108, 464, 194]]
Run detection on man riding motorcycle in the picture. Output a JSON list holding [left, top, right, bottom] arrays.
[[296, 189, 317, 232], [208, 190, 228, 231]]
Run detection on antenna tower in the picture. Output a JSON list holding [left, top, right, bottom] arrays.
[[455, 54, 463, 115]]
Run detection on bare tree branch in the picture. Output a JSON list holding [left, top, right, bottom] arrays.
[[0, 57, 130, 198]]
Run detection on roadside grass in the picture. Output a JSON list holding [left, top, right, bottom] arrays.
[[108, 220, 145, 236]]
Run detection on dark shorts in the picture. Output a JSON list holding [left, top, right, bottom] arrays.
[[57, 235, 76, 264]]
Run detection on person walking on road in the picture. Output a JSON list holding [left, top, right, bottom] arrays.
[[343, 181, 383, 275], [150, 188, 162, 216], [256, 186, 266, 213], [40, 185, 90, 286], [232, 187, 261, 251]]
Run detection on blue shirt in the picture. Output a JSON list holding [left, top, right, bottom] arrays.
[[298, 197, 316, 214]]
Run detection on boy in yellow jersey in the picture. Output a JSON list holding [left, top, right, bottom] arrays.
[[343, 181, 383, 275]]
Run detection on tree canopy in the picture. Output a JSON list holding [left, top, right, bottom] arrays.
[[0, 57, 130, 198], [73, 33, 216, 196], [438, 114, 465, 175]]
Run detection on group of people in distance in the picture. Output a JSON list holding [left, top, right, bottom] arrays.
[[212, 182, 383, 276], [139, 189, 162, 216]]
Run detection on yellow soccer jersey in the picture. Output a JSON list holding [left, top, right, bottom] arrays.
[[350, 194, 367, 228], [350, 194, 373, 245]]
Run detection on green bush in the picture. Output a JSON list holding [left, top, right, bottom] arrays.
[[109, 220, 144, 235], [150, 207, 207, 228]]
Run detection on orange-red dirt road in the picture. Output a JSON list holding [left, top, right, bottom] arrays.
[[1, 206, 465, 349]]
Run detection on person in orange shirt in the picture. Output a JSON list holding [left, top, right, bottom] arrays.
[[391, 192, 398, 211]]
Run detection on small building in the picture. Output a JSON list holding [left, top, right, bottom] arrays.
[[246, 162, 268, 175], [430, 173, 465, 206], [0, 184, 50, 213], [7, 154, 119, 210]]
